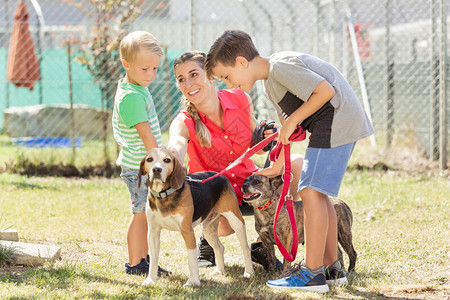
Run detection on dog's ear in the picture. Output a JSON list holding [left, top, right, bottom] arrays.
[[169, 154, 186, 189], [138, 155, 147, 188], [270, 175, 284, 189]]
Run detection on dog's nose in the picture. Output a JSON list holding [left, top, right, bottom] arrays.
[[152, 167, 162, 173], [241, 182, 248, 191]]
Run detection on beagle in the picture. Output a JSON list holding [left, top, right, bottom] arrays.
[[138, 147, 254, 286]]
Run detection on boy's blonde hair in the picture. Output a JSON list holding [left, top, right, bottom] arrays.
[[120, 31, 163, 62], [205, 30, 259, 80], [173, 51, 211, 148]]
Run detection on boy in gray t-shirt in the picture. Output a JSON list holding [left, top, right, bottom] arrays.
[[205, 30, 374, 293]]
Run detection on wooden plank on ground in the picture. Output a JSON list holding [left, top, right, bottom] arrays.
[[0, 241, 61, 266], [0, 229, 19, 241]]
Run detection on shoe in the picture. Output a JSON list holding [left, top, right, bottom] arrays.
[[125, 256, 172, 277], [325, 260, 348, 286], [197, 236, 215, 267], [146, 255, 172, 277], [125, 257, 148, 276], [251, 242, 283, 271], [266, 261, 329, 293]]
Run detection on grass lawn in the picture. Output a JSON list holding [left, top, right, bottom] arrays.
[[0, 137, 449, 299]]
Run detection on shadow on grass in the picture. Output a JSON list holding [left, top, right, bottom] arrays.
[[0, 178, 48, 190], [331, 270, 412, 300], [3, 263, 399, 299], [347, 161, 393, 172], [5, 263, 295, 299]]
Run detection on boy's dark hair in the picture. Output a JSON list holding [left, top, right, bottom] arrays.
[[205, 30, 259, 79]]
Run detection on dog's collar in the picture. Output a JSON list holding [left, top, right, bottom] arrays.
[[151, 187, 177, 198], [257, 199, 275, 210]]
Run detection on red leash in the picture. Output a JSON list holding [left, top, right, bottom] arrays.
[[199, 131, 279, 183], [200, 125, 306, 262], [272, 144, 298, 261]]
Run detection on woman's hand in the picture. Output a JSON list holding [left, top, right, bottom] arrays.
[[254, 159, 284, 178], [261, 121, 279, 139]]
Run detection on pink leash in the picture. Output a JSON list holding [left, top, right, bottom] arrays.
[[201, 126, 306, 262]]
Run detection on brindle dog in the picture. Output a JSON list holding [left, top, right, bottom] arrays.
[[241, 174, 357, 272]]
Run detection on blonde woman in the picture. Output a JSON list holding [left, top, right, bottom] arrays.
[[168, 51, 303, 270]]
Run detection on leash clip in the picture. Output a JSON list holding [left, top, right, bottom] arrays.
[[285, 194, 293, 208], [185, 176, 202, 183], [281, 172, 294, 183], [284, 194, 293, 201]]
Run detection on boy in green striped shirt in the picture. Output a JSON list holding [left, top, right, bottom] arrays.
[[112, 31, 169, 276]]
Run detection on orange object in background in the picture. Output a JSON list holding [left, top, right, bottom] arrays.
[[6, 0, 40, 91]]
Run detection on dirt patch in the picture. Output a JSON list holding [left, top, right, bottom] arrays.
[[350, 147, 449, 178]]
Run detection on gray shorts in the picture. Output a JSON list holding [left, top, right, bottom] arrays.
[[298, 142, 355, 197], [120, 167, 148, 213]]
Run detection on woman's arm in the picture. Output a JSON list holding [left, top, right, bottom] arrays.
[[168, 117, 190, 163]]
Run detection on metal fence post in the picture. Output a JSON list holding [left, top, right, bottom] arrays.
[[238, 0, 257, 37], [5, 0, 10, 109], [189, 0, 194, 50], [431, 0, 439, 160], [342, 22, 348, 79], [280, 0, 296, 50], [347, 9, 376, 146], [29, 0, 45, 105], [329, 0, 336, 65], [385, 0, 394, 148], [67, 42, 76, 161], [439, 0, 448, 170], [254, 0, 274, 53], [314, 1, 320, 56]]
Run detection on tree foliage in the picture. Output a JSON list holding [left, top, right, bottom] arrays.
[[66, 0, 144, 109]]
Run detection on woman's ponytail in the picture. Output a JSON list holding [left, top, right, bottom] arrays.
[[183, 97, 211, 147]]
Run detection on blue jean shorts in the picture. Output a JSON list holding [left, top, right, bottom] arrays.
[[120, 167, 149, 213], [298, 142, 355, 197]]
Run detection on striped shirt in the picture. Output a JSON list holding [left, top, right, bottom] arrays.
[[112, 78, 162, 169]]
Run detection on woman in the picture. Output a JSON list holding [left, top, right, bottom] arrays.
[[168, 51, 303, 269]]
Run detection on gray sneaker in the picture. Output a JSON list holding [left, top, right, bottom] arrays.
[[325, 260, 348, 286]]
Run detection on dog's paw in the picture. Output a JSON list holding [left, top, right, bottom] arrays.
[[184, 278, 201, 287], [142, 276, 157, 286], [212, 267, 225, 276], [243, 270, 254, 278]]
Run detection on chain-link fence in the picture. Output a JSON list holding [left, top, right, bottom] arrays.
[[0, 0, 448, 171]]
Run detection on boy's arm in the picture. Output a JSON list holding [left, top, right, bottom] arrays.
[[135, 121, 158, 152], [255, 81, 334, 177], [278, 80, 335, 145], [167, 118, 189, 163]]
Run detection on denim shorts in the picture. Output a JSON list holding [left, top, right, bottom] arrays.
[[298, 142, 355, 197], [120, 167, 149, 213]]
